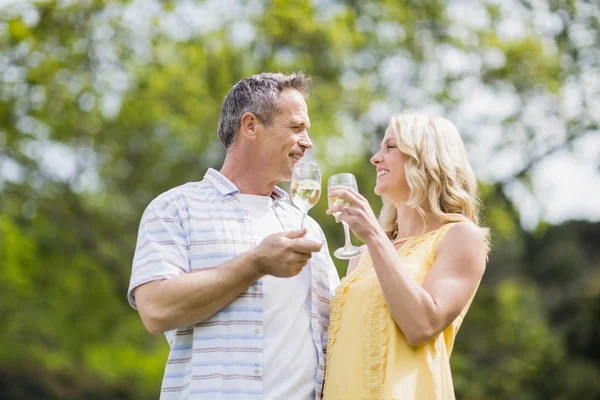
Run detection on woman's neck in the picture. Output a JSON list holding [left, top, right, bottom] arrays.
[[394, 203, 444, 240]]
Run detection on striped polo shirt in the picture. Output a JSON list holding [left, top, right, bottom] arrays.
[[128, 168, 340, 399]]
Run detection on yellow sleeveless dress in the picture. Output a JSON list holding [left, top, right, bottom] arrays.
[[323, 223, 478, 400]]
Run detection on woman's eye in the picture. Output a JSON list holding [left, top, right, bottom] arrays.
[[387, 145, 395, 150]]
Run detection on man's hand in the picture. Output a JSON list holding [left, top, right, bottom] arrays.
[[253, 229, 323, 278]]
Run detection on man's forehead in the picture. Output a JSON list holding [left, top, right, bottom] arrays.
[[280, 104, 310, 126], [289, 114, 310, 125], [278, 88, 307, 106], [277, 89, 307, 111]]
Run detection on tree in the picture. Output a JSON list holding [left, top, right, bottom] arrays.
[[1, 0, 599, 398]]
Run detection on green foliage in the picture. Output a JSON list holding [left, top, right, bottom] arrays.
[[453, 280, 564, 399], [1, 0, 599, 398]]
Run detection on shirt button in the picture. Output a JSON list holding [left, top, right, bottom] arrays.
[[254, 328, 261, 335], [254, 369, 261, 375], [253, 286, 260, 292]]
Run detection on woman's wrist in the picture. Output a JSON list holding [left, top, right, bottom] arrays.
[[363, 226, 389, 247]]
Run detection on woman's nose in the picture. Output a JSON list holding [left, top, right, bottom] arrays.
[[370, 151, 382, 166]]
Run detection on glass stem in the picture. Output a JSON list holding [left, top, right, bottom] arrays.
[[342, 221, 352, 248], [301, 213, 306, 230]]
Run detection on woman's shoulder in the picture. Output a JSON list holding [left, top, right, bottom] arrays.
[[436, 220, 489, 252], [436, 220, 490, 264], [446, 220, 486, 237]]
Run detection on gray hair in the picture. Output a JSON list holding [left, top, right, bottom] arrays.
[[217, 72, 312, 149]]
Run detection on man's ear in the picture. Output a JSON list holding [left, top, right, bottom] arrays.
[[239, 112, 260, 142]]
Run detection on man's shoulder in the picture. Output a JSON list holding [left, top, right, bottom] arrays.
[[149, 180, 220, 210]]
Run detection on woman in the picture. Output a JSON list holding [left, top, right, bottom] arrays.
[[323, 113, 489, 400]]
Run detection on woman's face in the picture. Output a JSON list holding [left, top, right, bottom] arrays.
[[370, 128, 411, 204]]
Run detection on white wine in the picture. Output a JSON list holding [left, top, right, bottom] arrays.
[[291, 179, 321, 213], [328, 196, 349, 217]]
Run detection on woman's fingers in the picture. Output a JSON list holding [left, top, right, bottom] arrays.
[[328, 187, 362, 203], [326, 202, 354, 216], [326, 187, 366, 215], [335, 212, 357, 224]]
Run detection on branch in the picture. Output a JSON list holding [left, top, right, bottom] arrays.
[[497, 122, 598, 187]]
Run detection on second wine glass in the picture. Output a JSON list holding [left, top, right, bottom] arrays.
[[328, 173, 363, 259], [290, 162, 322, 229]]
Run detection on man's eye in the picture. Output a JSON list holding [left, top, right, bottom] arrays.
[[387, 145, 395, 150]]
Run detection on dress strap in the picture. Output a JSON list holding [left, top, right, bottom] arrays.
[[431, 222, 459, 247], [426, 222, 460, 264]]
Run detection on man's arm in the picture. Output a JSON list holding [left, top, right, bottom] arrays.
[[130, 197, 322, 334], [134, 249, 264, 334], [132, 227, 321, 335]]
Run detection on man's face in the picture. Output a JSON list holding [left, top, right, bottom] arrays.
[[256, 88, 312, 182]]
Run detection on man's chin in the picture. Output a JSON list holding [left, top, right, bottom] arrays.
[[284, 162, 295, 180], [274, 169, 293, 183]]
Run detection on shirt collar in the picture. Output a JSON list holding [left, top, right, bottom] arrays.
[[204, 168, 290, 202]]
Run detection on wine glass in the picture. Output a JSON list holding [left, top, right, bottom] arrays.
[[290, 162, 322, 229], [328, 173, 363, 259]]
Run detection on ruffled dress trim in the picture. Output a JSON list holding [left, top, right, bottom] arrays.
[[361, 273, 388, 399], [324, 252, 370, 391]]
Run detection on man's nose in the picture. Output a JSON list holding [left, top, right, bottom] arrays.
[[298, 131, 313, 150]]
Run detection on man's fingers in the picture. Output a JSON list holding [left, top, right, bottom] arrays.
[[283, 228, 308, 239], [289, 238, 323, 254]]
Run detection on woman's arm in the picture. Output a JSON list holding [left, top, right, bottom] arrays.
[[365, 221, 486, 346], [327, 187, 487, 346]]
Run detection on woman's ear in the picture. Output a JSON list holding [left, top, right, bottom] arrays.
[[239, 112, 259, 142]]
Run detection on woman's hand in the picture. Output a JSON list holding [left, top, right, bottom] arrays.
[[326, 186, 385, 243]]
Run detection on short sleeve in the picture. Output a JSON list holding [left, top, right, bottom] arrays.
[[127, 198, 189, 309]]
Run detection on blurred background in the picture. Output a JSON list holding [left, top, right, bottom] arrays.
[[1, 0, 599, 399]]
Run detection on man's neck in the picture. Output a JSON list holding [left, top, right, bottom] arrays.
[[220, 154, 279, 196]]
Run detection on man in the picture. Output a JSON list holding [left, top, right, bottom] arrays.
[[128, 72, 340, 400]]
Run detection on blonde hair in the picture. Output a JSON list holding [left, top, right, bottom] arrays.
[[378, 113, 488, 245]]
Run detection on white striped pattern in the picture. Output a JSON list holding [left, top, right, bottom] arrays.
[[128, 168, 339, 399]]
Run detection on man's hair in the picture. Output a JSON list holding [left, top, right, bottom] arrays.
[[217, 72, 311, 149]]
